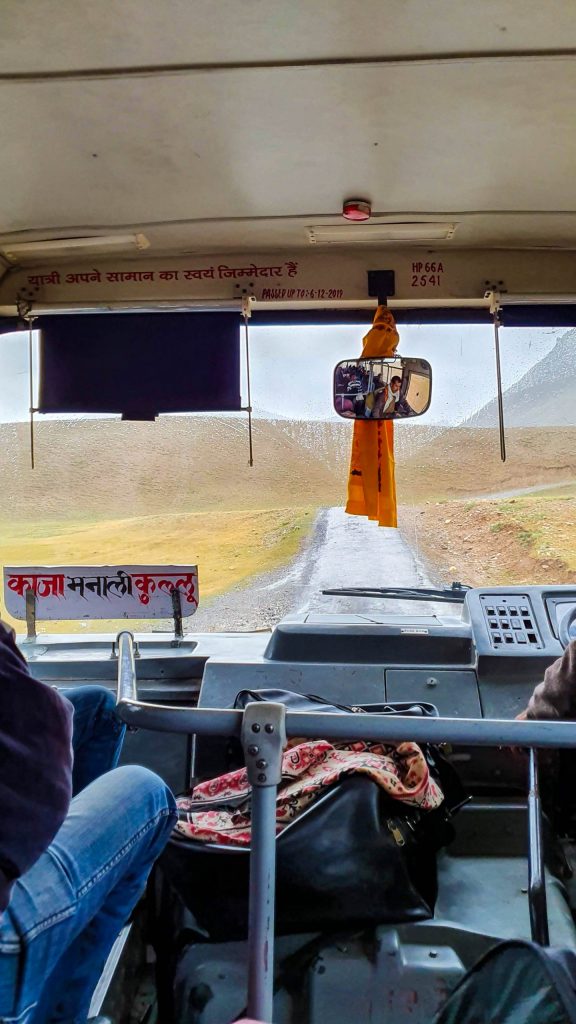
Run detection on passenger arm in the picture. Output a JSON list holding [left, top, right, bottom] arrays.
[[522, 640, 576, 721], [0, 622, 73, 912]]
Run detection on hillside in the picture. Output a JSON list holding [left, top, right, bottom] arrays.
[[468, 329, 576, 427], [1, 416, 575, 523], [0, 416, 348, 522], [397, 425, 576, 501], [402, 491, 576, 590]]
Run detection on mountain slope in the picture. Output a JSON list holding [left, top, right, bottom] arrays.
[[0, 416, 349, 522], [468, 329, 576, 427], [1, 415, 574, 525]]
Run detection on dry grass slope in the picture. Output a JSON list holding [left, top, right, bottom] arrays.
[[0, 417, 349, 523], [0, 507, 315, 631], [397, 427, 576, 501], [403, 492, 576, 588]]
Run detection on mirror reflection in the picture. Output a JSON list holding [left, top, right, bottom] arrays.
[[333, 357, 432, 420]]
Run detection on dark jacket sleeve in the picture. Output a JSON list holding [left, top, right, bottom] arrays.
[[0, 622, 73, 913], [526, 640, 576, 720]]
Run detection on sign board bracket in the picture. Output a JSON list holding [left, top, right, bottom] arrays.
[[111, 635, 140, 660], [24, 589, 37, 642], [171, 587, 184, 646]]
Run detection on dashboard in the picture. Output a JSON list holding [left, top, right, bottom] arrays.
[[196, 585, 576, 734], [194, 585, 576, 788]]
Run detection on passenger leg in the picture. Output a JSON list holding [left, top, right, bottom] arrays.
[[61, 686, 126, 795], [0, 765, 176, 1024]]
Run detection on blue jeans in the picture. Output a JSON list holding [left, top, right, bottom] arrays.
[[64, 686, 126, 796], [0, 686, 177, 1024]]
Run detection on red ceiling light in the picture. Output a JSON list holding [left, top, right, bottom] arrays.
[[342, 199, 372, 222]]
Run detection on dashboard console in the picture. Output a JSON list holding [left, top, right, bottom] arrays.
[[198, 585, 576, 728], [195, 585, 576, 786]]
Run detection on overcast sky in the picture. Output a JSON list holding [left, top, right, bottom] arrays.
[[246, 324, 560, 424], [0, 323, 562, 426]]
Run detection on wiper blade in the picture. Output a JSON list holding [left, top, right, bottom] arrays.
[[321, 583, 470, 604]]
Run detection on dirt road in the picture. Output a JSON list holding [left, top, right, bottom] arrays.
[[190, 507, 442, 632]]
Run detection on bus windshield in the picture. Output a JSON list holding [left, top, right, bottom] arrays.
[[0, 321, 574, 633]]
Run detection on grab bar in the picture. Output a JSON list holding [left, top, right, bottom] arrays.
[[528, 748, 549, 946]]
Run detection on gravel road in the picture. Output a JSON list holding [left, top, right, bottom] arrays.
[[191, 507, 441, 632]]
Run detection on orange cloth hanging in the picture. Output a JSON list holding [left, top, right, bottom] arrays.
[[345, 305, 398, 527]]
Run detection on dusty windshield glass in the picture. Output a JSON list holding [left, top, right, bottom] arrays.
[[0, 323, 574, 634]]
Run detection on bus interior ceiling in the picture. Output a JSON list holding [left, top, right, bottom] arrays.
[[2, 4, 576, 1024], [2, 1, 576, 307]]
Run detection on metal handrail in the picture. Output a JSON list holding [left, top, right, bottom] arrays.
[[117, 695, 576, 749], [528, 748, 549, 946], [117, 631, 136, 701]]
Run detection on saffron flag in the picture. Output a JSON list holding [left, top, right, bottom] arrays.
[[345, 306, 398, 527]]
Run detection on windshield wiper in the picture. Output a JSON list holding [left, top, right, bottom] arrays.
[[321, 582, 470, 604]]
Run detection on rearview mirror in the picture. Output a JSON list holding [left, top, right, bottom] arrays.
[[333, 357, 432, 420]]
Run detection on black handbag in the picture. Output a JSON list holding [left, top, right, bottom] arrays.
[[160, 689, 467, 940]]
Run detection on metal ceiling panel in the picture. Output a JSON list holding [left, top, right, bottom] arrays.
[[1, 58, 576, 246], [2, 0, 576, 72]]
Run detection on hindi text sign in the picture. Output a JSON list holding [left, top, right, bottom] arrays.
[[3, 565, 199, 621]]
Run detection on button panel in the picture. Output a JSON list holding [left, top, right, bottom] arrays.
[[480, 594, 541, 650]]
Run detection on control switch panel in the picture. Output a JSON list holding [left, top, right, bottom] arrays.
[[480, 593, 542, 650]]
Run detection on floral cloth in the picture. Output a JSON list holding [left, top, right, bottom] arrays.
[[175, 738, 444, 847]]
